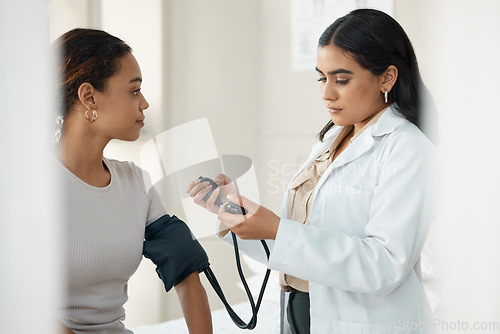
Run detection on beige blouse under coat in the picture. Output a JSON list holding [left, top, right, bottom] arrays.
[[280, 109, 387, 293]]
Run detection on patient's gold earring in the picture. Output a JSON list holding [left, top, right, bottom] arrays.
[[85, 109, 98, 122]]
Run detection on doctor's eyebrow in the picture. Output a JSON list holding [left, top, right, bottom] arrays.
[[129, 77, 142, 84], [315, 67, 353, 75]]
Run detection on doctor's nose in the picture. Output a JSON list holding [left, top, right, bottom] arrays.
[[321, 82, 339, 102]]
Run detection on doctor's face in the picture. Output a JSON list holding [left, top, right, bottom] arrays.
[[316, 44, 387, 132]]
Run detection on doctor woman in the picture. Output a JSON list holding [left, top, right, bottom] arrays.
[[187, 9, 438, 334]]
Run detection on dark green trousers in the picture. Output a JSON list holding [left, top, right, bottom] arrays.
[[286, 288, 310, 334]]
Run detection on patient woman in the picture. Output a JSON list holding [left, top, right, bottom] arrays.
[[55, 28, 212, 334]]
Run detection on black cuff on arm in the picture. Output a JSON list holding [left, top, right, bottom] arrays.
[[143, 215, 210, 292]]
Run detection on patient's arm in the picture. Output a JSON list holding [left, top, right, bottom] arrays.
[[175, 271, 213, 334], [60, 324, 74, 334]]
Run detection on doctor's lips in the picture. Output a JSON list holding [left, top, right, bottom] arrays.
[[326, 105, 343, 113], [136, 118, 145, 127]]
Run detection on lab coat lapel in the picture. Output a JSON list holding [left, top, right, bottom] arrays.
[[328, 106, 406, 171], [299, 125, 343, 174], [283, 107, 407, 218], [315, 107, 406, 190], [286, 124, 375, 198], [312, 130, 375, 193], [329, 130, 375, 170]]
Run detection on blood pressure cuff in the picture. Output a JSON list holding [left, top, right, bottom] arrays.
[[143, 214, 209, 292]]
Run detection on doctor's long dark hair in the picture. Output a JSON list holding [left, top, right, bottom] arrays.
[[317, 9, 437, 142]]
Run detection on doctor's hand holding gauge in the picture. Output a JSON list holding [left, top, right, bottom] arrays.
[[188, 8, 439, 334], [188, 175, 280, 240]]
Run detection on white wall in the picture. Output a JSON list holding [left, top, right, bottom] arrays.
[[155, 0, 265, 324]]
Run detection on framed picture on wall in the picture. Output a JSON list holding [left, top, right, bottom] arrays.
[[291, 0, 394, 71]]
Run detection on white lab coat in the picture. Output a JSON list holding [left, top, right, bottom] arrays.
[[221, 106, 439, 333]]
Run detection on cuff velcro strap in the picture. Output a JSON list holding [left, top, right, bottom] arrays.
[[143, 215, 209, 292]]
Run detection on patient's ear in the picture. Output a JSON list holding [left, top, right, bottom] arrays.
[[77, 82, 97, 111]]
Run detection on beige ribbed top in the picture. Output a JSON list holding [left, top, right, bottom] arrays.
[[58, 157, 167, 333]]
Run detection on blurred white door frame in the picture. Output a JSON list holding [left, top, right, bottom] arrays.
[[0, 0, 61, 333]]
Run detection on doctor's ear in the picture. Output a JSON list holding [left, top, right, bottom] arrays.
[[77, 82, 98, 110], [380, 65, 398, 93]]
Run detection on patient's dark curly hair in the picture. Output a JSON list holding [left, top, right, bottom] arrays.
[[55, 28, 132, 116]]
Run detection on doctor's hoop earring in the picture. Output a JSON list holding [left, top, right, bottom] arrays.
[[85, 109, 98, 122], [384, 90, 389, 104]]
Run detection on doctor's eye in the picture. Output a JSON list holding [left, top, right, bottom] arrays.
[[335, 79, 349, 85]]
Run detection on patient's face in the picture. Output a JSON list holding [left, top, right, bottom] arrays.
[[92, 53, 150, 141]]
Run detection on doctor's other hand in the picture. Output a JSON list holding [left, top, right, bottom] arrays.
[[186, 174, 236, 214], [218, 194, 280, 240]]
